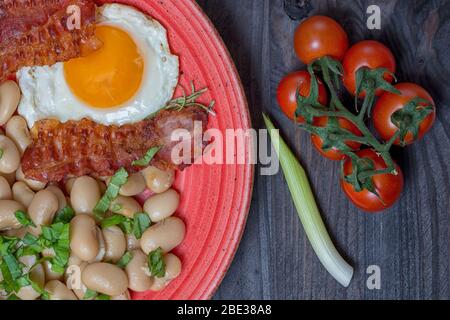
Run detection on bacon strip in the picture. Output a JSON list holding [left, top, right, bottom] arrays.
[[21, 108, 209, 183], [0, 0, 101, 82]]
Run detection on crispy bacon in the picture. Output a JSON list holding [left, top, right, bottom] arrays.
[[21, 108, 209, 183], [0, 0, 101, 82]]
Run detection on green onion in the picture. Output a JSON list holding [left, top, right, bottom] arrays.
[[101, 214, 128, 229], [94, 168, 129, 217], [148, 248, 165, 278], [132, 213, 151, 239], [263, 114, 353, 287], [132, 146, 162, 167], [119, 219, 133, 235], [53, 206, 75, 224], [14, 210, 36, 228], [83, 288, 98, 300], [116, 251, 133, 269]]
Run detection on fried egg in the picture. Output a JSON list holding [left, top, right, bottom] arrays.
[[17, 4, 179, 127]]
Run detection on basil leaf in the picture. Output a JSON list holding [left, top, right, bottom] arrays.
[[94, 168, 129, 216], [83, 288, 98, 300], [53, 206, 75, 224], [14, 210, 36, 228], [148, 248, 166, 278], [116, 251, 133, 269], [101, 214, 128, 229], [133, 213, 151, 239], [132, 146, 162, 167]]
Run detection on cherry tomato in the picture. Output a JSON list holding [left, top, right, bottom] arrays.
[[276, 71, 328, 122], [372, 83, 436, 145], [340, 149, 404, 212], [311, 116, 362, 160], [294, 16, 349, 64], [342, 40, 396, 97]]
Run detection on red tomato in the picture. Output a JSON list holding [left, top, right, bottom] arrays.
[[294, 16, 349, 64], [342, 40, 396, 97], [340, 149, 404, 212], [311, 116, 362, 160], [276, 71, 328, 122], [372, 83, 436, 145]]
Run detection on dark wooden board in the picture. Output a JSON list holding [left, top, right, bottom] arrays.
[[196, 0, 450, 299]]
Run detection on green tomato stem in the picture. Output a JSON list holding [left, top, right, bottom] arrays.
[[306, 58, 399, 179]]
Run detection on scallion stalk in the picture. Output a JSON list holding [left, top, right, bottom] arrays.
[[263, 114, 353, 287]]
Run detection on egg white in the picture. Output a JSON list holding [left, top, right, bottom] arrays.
[[17, 4, 179, 127]]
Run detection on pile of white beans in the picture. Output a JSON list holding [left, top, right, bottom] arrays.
[[0, 81, 186, 300]]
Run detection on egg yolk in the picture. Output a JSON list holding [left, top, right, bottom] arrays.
[[64, 25, 144, 109]]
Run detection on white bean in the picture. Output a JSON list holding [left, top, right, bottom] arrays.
[[0, 135, 20, 174], [5, 115, 32, 154], [0, 176, 12, 200], [70, 215, 100, 262], [0, 80, 21, 126], [144, 189, 180, 222], [140, 217, 186, 254]]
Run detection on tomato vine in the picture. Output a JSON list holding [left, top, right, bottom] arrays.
[[295, 56, 401, 186]]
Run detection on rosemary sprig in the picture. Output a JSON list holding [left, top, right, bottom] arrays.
[[148, 82, 216, 119]]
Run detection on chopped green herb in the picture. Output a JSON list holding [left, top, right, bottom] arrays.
[[132, 146, 162, 167], [83, 288, 98, 300], [7, 294, 20, 300], [15, 276, 31, 289], [14, 210, 36, 228], [101, 214, 128, 229], [119, 219, 133, 235], [39, 223, 70, 274], [0, 149, 3, 160], [53, 206, 75, 224], [110, 203, 123, 214], [100, 214, 134, 235], [0, 258, 16, 293], [22, 233, 39, 245], [41, 222, 68, 242], [3, 254, 22, 280], [21, 244, 43, 257], [19, 233, 43, 257], [94, 168, 129, 217], [0, 236, 20, 256], [0, 232, 56, 298], [133, 213, 151, 239], [116, 251, 133, 269], [148, 248, 166, 278], [95, 294, 111, 300]]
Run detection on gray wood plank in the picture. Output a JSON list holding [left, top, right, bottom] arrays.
[[196, 0, 450, 300]]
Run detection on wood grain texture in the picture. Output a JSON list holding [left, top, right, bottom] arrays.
[[196, 0, 450, 299]]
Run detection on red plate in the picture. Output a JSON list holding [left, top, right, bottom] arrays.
[[96, 0, 253, 299]]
